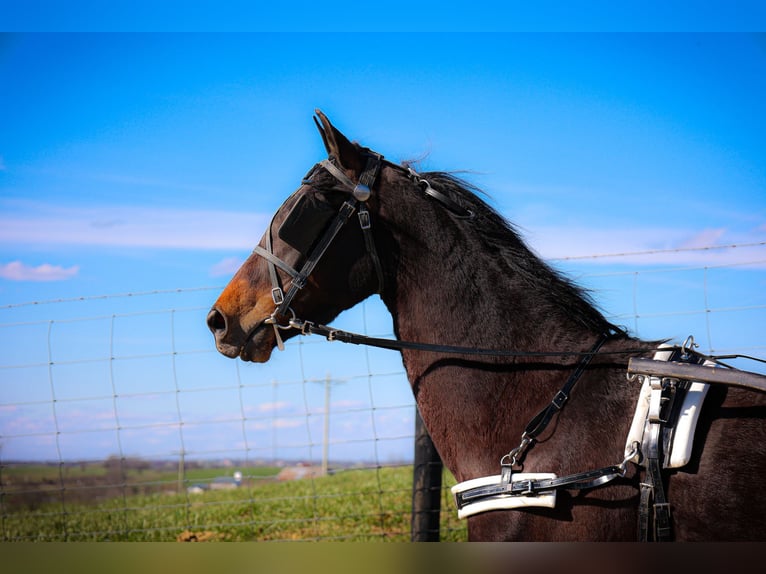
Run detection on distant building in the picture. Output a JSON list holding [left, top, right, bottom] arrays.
[[187, 471, 243, 494]]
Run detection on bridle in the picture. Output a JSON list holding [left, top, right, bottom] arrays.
[[251, 151, 386, 350], [251, 150, 472, 350]]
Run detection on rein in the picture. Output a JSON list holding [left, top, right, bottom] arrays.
[[285, 316, 656, 359], [295, 316, 644, 517]]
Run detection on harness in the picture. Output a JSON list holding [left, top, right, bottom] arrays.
[[252, 151, 473, 350], [249, 151, 766, 541], [252, 152, 387, 350]]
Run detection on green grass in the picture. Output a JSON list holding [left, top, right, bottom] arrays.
[[1, 465, 467, 542]]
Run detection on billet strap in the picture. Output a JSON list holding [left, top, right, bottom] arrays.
[[638, 426, 673, 541], [637, 374, 677, 542]]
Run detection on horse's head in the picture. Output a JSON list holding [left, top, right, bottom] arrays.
[[207, 111, 386, 362]]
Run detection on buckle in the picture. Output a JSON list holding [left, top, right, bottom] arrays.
[[358, 210, 371, 230], [552, 390, 568, 410], [271, 287, 284, 305]]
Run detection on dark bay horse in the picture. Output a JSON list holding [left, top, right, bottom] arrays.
[[207, 111, 766, 541]]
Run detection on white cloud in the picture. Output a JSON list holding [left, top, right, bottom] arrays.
[[332, 400, 364, 409], [0, 202, 270, 250], [678, 228, 727, 250], [272, 418, 303, 429], [257, 401, 292, 413], [1, 201, 762, 270], [0, 261, 79, 282]]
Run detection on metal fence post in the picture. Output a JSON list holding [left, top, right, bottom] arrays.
[[411, 407, 443, 541]]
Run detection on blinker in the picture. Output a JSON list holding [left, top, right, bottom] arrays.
[[278, 193, 338, 256]]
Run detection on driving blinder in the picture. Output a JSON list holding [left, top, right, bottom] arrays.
[[278, 192, 339, 256]]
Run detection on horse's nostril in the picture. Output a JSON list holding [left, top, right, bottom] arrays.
[[206, 307, 227, 335]]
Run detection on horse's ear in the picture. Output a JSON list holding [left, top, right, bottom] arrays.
[[313, 109, 364, 173]]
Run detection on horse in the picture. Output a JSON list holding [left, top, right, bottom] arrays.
[[207, 110, 766, 541]]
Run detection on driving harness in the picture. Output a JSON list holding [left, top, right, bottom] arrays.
[[251, 150, 471, 350], [248, 150, 766, 541]]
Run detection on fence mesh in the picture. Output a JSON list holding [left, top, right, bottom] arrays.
[[1, 246, 765, 541]]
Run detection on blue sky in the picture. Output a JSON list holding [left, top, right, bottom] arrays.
[[1, 31, 765, 463], [3, 2, 766, 32]]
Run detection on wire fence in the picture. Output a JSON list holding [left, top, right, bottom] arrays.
[[1, 245, 765, 541]]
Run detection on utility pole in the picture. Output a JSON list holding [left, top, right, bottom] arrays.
[[311, 373, 344, 476], [322, 373, 330, 476]]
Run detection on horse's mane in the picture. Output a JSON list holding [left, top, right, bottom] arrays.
[[418, 170, 626, 337]]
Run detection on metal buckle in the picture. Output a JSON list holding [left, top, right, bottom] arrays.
[[517, 479, 534, 495], [500, 463, 513, 487], [358, 209, 371, 230], [552, 390, 568, 409], [271, 287, 284, 305]]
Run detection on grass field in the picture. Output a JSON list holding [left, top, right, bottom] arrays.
[[1, 464, 468, 541]]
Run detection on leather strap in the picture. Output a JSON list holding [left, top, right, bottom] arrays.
[[358, 204, 386, 294], [502, 333, 611, 467], [253, 153, 387, 323], [638, 384, 675, 541], [406, 167, 474, 218], [454, 463, 628, 511]]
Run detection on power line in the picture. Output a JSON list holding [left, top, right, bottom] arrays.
[[0, 286, 223, 310], [550, 241, 766, 261]]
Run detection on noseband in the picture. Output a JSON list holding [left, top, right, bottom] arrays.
[[252, 152, 386, 349]]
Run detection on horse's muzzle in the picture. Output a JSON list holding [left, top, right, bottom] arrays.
[[206, 307, 239, 358], [206, 307, 275, 362]]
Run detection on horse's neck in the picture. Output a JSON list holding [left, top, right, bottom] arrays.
[[378, 197, 633, 479], [382, 214, 597, 358]]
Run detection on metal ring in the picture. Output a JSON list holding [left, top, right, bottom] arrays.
[[264, 308, 296, 330], [620, 441, 641, 474], [681, 335, 698, 356]]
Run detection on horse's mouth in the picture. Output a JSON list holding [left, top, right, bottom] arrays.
[[239, 320, 276, 363]]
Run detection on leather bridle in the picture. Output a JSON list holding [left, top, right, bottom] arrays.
[[251, 152, 386, 350]]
